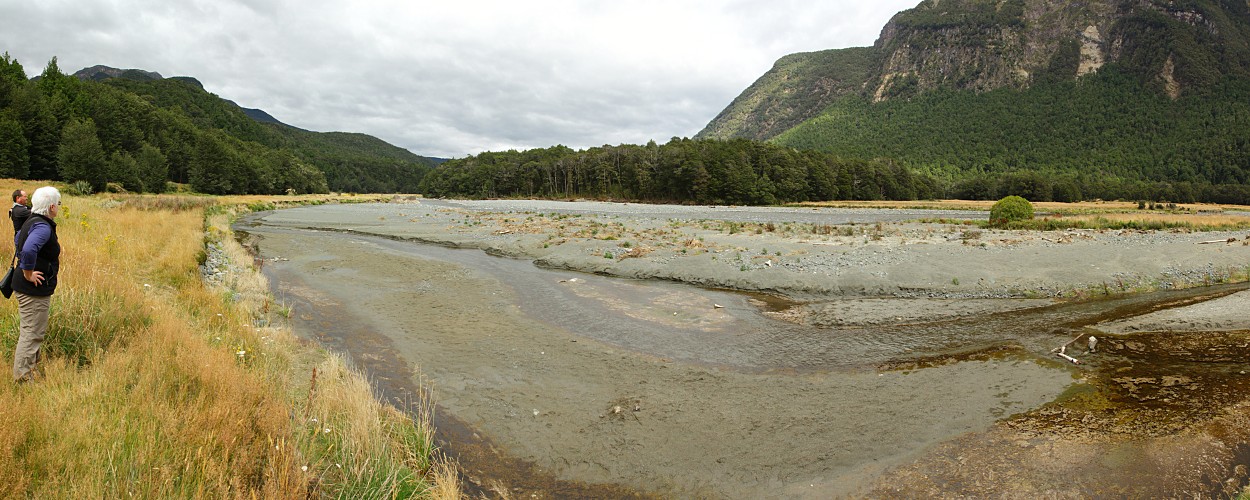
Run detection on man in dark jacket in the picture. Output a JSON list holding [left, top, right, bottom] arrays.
[[10, 189, 30, 241]]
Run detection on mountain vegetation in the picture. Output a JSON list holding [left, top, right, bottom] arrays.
[[775, 68, 1250, 204], [0, 53, 434, 194], [697, 47, 878, 142], [686, 0, 1250, 204]]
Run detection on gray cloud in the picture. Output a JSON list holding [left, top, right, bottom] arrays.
[[0, 0, 919, 158]]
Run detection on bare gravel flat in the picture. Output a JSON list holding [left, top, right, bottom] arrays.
[[243, 199, 1250, 497]]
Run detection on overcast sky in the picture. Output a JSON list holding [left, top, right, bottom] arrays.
[[1, 0, 918, 158]]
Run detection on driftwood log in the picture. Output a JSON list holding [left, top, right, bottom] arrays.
[[1051, 332, 1098, 364]]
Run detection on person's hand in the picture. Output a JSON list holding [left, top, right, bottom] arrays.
[[22, 269, 43, 286]]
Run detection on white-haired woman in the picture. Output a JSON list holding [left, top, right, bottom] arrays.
[[12, 186, 60, 383]]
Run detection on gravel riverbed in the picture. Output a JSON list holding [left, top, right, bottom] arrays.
[[240, 199, 1250, 498]]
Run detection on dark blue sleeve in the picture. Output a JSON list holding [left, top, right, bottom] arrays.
[[18, 222, 50, 270]]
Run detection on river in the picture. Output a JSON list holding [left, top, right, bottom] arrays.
[[238, 202, 1250, 498]]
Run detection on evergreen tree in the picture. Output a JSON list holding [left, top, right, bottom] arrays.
[[189, 133, 234, 194], [9, 86, 60, 179], [0, 52, 24, 83], [106, 150, 141, 192], [57, 117, 106, 191], [265, 150, 327, 194], [136, 143, 168, 193], [0, 51, 27, 109], [86, 86, 143, 154], [36, 57, 75, 101], [0, 110, 30, 178]]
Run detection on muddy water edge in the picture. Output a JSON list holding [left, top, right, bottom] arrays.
[[238, 209, 1250, 498]]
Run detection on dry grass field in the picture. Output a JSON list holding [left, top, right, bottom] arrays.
[[0, 181, 456, 498], [796, 198, 1250, 214], [796, 199, 1250, 231]]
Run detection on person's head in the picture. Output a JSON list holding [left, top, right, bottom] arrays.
[[12, 189, 26, 204], [30, 186, 61, 218]]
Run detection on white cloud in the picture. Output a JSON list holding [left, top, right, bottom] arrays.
[[0, 0, 919, 158]]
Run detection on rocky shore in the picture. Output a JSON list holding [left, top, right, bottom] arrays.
[[256, 198, 1250, 321]]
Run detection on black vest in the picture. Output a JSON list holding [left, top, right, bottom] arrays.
[[12, 213, 60, 296]]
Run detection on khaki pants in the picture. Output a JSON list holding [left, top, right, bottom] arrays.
[[13, 292, 50, 382]]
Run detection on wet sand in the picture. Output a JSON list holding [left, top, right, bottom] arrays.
[[241, 200, 1250, 497], [252, 226, 1070, 498], [1096, 289, 1250, 334]]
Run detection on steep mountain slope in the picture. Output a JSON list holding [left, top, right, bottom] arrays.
[[696, 47, 876, 141], [694, 0, 1250, 202], [699, 0, 1250, 142]]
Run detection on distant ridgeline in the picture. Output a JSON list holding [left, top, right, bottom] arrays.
[[687, 0, 1250, 204], [0, 54, 435, 194]]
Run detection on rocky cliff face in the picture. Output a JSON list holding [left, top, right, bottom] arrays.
[[699, 0, 1250, 140], [867, 1, 1116, 98], [72, 65, 163, 82]]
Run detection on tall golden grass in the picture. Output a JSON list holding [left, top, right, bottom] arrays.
[[0, 182, 457, 498], [1065, 212, 1250, 229]]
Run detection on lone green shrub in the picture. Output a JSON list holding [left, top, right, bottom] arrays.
[[989, 196, 1034, 224], [66, 180, 94, 196]]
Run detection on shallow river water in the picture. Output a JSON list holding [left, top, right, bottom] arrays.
[[238, 205, 1250, 498]]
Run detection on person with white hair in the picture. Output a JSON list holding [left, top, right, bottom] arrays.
[[12, 186, 61, 383]]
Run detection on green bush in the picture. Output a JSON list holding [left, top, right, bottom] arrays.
[[65, 180, 94, 196], [989, 196, 1034, 224]]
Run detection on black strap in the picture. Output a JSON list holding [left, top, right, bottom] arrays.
[[14, 216, 35, 269]]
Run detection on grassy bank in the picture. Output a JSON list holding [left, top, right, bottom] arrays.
[[0, 182, 456, 498], [916, 213, 1250, 232]]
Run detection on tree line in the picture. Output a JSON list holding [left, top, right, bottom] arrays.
[[422, 130, 1250, 206], [420, 138, 939, 204]]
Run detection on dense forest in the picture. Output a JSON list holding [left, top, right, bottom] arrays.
[[0, 53, 433, 195], [420, 139, 940, 204], [419, 132, 1250, 205]]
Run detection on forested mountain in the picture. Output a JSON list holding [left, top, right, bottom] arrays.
[[691, 0, 1250, 203], [0, 55, 434, 194]]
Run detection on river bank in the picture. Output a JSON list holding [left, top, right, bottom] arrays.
[[244, 199, 1250, 497], [264, 199, 1250, 299]]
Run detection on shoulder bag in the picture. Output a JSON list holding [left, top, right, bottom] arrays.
[[1, 253, 15, 299]]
